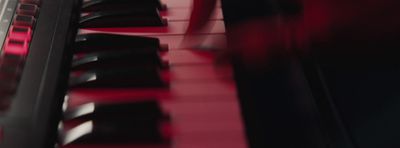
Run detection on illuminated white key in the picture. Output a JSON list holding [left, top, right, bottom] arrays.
[[79, 21, 226, 36], [161, 8, 224, 21]]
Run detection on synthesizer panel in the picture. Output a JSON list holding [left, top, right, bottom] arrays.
[[0, 0, 80, 147]]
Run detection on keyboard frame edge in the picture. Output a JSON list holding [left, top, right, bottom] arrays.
[[0, 0, 81, 147]]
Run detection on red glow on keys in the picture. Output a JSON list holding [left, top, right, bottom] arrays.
[[8, 26, 32, 41], [4, 38, 29, 56]]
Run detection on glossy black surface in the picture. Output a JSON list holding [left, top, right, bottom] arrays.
[[65, 101, 165, 120], [69, 120, 168, 144], [63, 101, 169, 144], [79, 9, 167, 28], [69, 67, 167, 88], [75, 33, 163, 53], [81, 0, 166, 12], [72, 50, 164, 70]]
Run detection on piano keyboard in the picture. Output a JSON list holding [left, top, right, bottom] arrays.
[[61, 0, 248, 148], [3, 0, 399, 148]]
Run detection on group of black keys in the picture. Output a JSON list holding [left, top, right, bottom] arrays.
[[60, 0, 172, 146]]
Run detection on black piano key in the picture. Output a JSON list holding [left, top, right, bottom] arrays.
[[82, 0, 167, 12], [62, 101, 170, 145], [64, 101, 166, 121], [71, 51, 166, 70], [69, 68, 167, 88], [79, 9, 167, 28], [64, 119, 169, 144], [75, 33, 167, 53]]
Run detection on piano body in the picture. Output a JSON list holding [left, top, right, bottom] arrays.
[[0, 0, 400, 148], [221, 0, 400, 148]]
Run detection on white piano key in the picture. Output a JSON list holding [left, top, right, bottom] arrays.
[[68, 80, 237, 102], [161, 8, 224, 21], [169, 81, 237, 97], [173, 131, 248, 148], [155, 34, 227, 49], [174, 120, 244, 133], [79, 20, 226, 36], [165, 94, 239, 102], [169, 64, 233, 80], [68, 89, 239, 106], [162, 101, 243, 121], [164, 101, 247, 148], [63, 144, 169, 148], [167, 50, 215, 65], [162, 0, 192, 8]]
